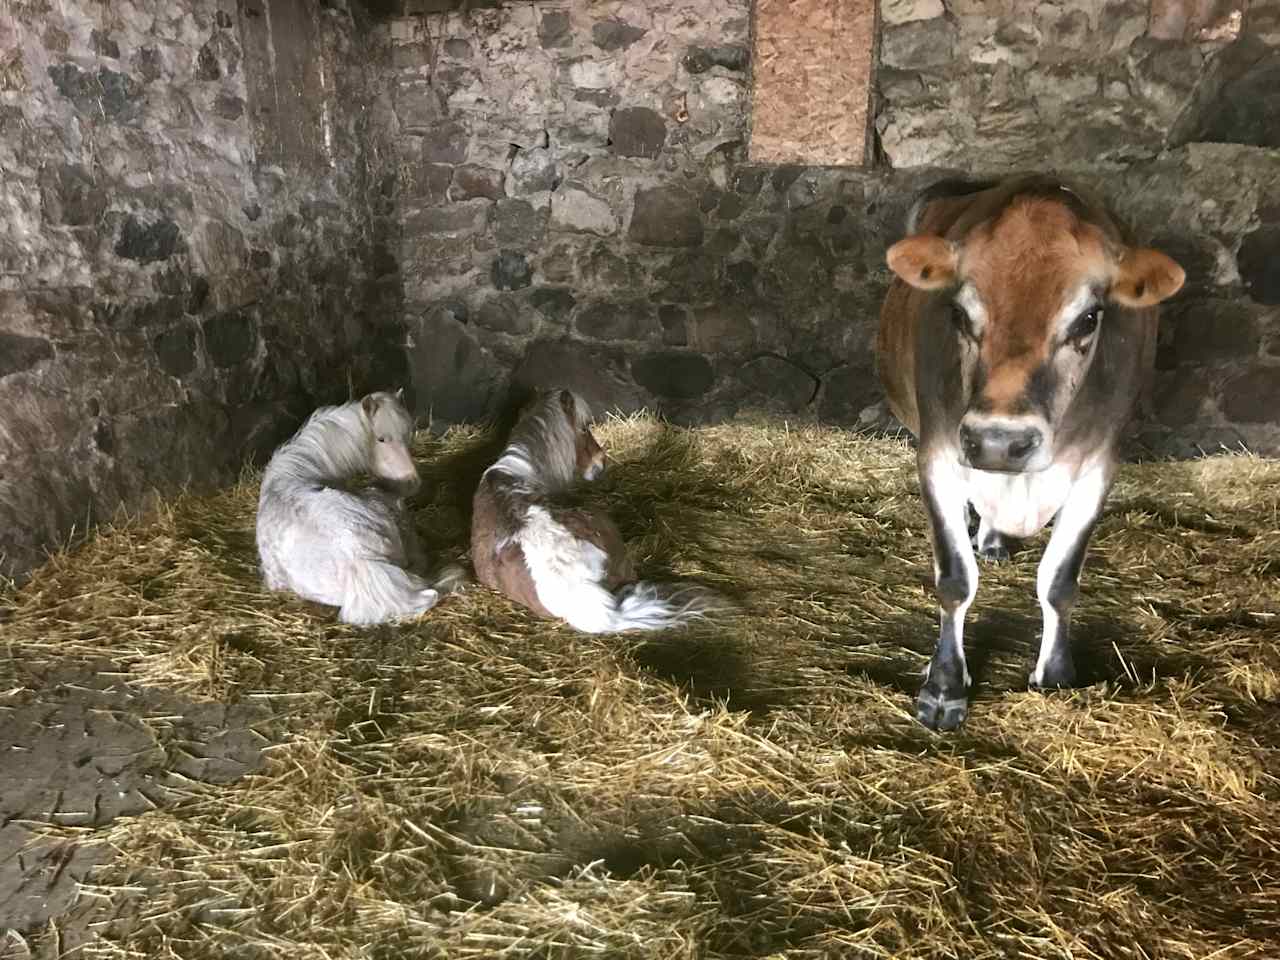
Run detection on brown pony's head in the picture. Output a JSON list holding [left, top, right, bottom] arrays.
[[887, 187, 1184, 472], [506, 387, 605, 491], [558, 389, 605, 481]]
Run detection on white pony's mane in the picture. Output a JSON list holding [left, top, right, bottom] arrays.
[[485, 389, 592, 495], [265, 396, 413, 487]]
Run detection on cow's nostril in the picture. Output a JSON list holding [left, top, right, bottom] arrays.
[[1007, 431, 1042, 461]]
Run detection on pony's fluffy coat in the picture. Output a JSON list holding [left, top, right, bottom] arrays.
[[256, 391, 443, 626], [472, 389, 718, 633]]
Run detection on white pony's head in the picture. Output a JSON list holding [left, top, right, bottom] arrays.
[[361, 389, 419, 494]]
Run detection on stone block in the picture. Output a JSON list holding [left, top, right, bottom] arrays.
[[631, 351, 715, 399], [659, 305, 689, 346], [530, 287, 577, 323], [0, 332, 53, 379], [153, 323, 199, 378], [609, 107, 666, 158], [403, 199, 489, 239], [203, 310, 257, 368], [1166, 299, 1260, 365], [491, 251, 532, 290], [576, 300, 656, 341], [539, 10, 571, 49], [493, 198, 550, 246], [885, 16, 957, 69], [683, 44, 749, 73], [629, 186, 704, 247], [819, 360, 880, 422], [404, 162, 454, 202], [115, 214, 186, 263], [735, 355, 818, 411], [421, 122, 470, 163], [881, 0, 945, 26], [1239, 226, 1280, 305], [475, 295, 534, 334], [689, 303, 759, 353], [39, 164, 107, 227], [407, 308, 500, 423], [550, 185, 618, 235], [1222, 367, 1280, 422], [593, 19, 646, 51], [507, 147, 559, 195], [450, 164, 505, 201], [511, 338, 643, 415]]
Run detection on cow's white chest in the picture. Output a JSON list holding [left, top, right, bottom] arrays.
[[965, 463, 1076, 539]]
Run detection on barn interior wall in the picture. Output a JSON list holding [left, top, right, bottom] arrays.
[[2, 0, 1278, 582], [387, 0, 1280, 454], [0, 0, 402, 581]]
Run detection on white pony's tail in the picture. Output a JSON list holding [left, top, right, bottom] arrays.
[[340, 561, 440, 626]]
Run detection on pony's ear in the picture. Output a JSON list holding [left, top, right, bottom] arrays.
[[361, 394, 379, 420], [394, 387, 405, 403], [559, 389, 577, 423]]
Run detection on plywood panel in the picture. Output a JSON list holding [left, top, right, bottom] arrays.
[[750, 0, 876, 166]]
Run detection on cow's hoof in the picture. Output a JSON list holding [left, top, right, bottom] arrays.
[[1029, 651, 1076, 690], [916, 686, 969, 730]]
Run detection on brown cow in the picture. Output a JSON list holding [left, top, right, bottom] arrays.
[[878, 175, 1185, 729]]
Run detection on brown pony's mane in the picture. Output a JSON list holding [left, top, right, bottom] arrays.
[[479, 388, 600, 546], [487, 389, 597, 494]]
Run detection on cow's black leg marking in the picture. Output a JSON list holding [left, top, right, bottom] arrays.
[[974, 515, 1011, 563], [1031, 467, 1110, 690], [918, 460, 978, 730]]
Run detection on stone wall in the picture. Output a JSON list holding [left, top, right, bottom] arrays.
[[385, 0, 1280, 458], [0, 0, 401, 581], [4, 0, 1279, 581]]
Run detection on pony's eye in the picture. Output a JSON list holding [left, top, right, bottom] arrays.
[[377, 436, 387, 444], [1070, 307, 1102, 341]]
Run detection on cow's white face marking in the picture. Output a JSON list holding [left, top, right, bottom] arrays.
[[950, 273, 1109, 474]]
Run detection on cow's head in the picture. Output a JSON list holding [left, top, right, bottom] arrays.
[[887, 190, 1184, 473]]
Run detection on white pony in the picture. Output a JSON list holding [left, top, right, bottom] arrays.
[[256, 389, 450, 625]]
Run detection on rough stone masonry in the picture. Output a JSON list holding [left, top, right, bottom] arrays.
[[2, 0, 1279, 583], [0, 0, 402, 581], [386, 0, 1280, 457]]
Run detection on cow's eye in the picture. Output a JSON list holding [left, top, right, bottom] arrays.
[[950, 304, 971, 337], [1070, 307, 1102, 341]]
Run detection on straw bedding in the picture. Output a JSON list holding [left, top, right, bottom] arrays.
[[2, 415, 1278, 959]]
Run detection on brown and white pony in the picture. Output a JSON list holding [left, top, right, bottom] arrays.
[[471, 388, 717, 632]]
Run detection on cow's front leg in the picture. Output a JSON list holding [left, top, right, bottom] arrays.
[[1031, 465, 1111, 689], [918, 459, 979, 730]]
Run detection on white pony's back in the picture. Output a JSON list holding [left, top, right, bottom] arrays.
[[256, 391, 446, 625]]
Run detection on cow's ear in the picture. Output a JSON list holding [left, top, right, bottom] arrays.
[[1111, 248, 1185, 307], [887, 235, 959, 290]]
